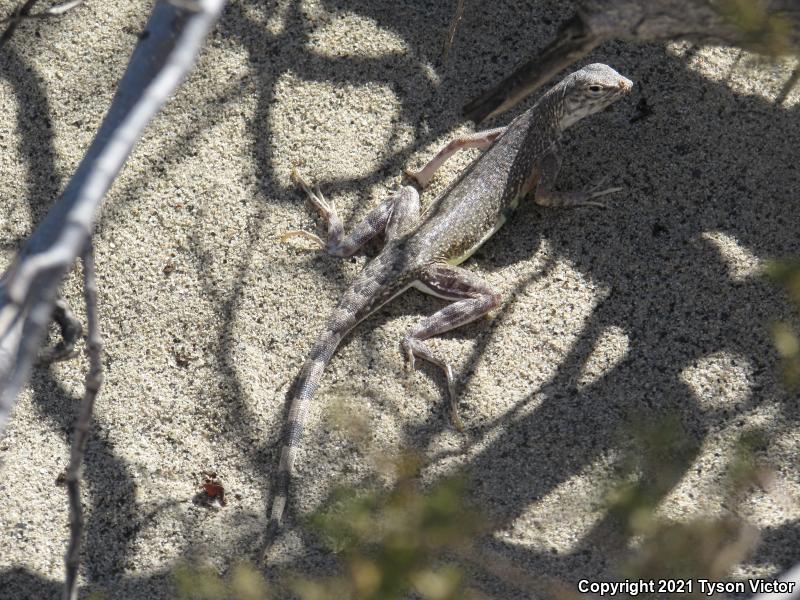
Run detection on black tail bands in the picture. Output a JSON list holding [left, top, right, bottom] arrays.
[[268, 327, 343, 528]]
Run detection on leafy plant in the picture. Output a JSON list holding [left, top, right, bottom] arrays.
[[294, 455, 484, 600], [174, 563, 271, 600], [765, 259, 800, 387], [714, 0, 796, 55], [607, 417, 769, 596]]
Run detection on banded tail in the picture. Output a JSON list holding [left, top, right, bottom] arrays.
[[267, 252, 416, 531]]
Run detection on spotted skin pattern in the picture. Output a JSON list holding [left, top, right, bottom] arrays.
[[270, 63, 633, 533]]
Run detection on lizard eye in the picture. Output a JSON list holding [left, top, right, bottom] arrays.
[[588, 84, 603, 93]]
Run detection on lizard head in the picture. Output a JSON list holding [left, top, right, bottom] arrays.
[[558, 63, 632, 130]]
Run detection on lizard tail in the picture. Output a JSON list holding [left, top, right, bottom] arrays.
[[268, 257, 416, 531], [268, 325, 343, 529]]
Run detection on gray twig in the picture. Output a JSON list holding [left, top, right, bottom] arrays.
[[443, 0, 465, 61], [0, 0, 84, 24], [63, 244, 101, 600], [0, 0, 227, 435], [0, 0, 40, 47]]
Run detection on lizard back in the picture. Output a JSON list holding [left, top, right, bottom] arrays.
[[408, 84, 563, 266]]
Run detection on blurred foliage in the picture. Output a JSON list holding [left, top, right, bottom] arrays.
[[174, 454, 484, 600], [173, 373, 793, 600], [605, 414, 698, 535], [622, 515, 757, 592], [175, 563, 271, 600], [172, 416, 780, 600], [606, 416, 770, 597], [294, 454, 484, 600], [714, 0, 797, 55], [726, 428, 772, 497], [765, 259, 800, 388]]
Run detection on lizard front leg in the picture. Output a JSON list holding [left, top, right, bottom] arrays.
[[403, 264, 501, 430], [404, 127, 506, 188], [531, 146, 622, 208], [282, 169, 419, 256]]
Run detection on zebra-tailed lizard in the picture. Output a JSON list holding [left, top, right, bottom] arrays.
[[270, 63, 633, 531]]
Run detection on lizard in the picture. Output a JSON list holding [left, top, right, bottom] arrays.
[[269, 63, 633, 532]]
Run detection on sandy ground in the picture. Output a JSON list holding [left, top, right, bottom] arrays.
[[0, 0, 799, 598]]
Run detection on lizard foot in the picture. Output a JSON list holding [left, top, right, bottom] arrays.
[[402, 167, 429, 189], [290, 167, 339, 224], [286, 168, 348, 253], [536, 178, 623, 209], [582, 175, 623, 208], [401, 336, 464, 432]]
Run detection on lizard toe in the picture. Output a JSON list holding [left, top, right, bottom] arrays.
[[400, 337, 417, 371], [279, 230, 326, 249]]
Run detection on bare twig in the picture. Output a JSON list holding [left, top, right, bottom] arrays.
[[0, 0, 40, 47], [443, 0, 465, 61], [63, 244, 101, 600], [38, 297, 83, 363], [0, 0, 227, 436], [776, 62, 800, 104], [0, 0, 84, 24], [464, 0, 800, 122]]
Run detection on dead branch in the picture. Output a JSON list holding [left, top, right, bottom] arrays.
[[0, 0, 40, 47], [0, 0, 84, 24], [443, 0, 465, 60], [0, 0, 227, 436], [63, 244, 101, 600], [464, 0, 800, 122]]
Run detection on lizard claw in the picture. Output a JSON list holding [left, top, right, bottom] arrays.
[[588, 174, 611, 192], [586, 175, 623, 203], [589, 186, 623, 199], [291, 168, 338, 222], [287, 168, 346, 252], [312, 185, 337, 217], [402, 344, 416, 371], [401, 337, 464, 431], [581, 187, 622, 209], [279, 229, 326, 249]]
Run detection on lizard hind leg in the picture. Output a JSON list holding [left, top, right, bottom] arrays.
[[402, 264, 501, 431], [282, 168, 419, 256]]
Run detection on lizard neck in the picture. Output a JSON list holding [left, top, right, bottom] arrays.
[[513, 80, 569, 139], [538, 71, 584, 132]]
